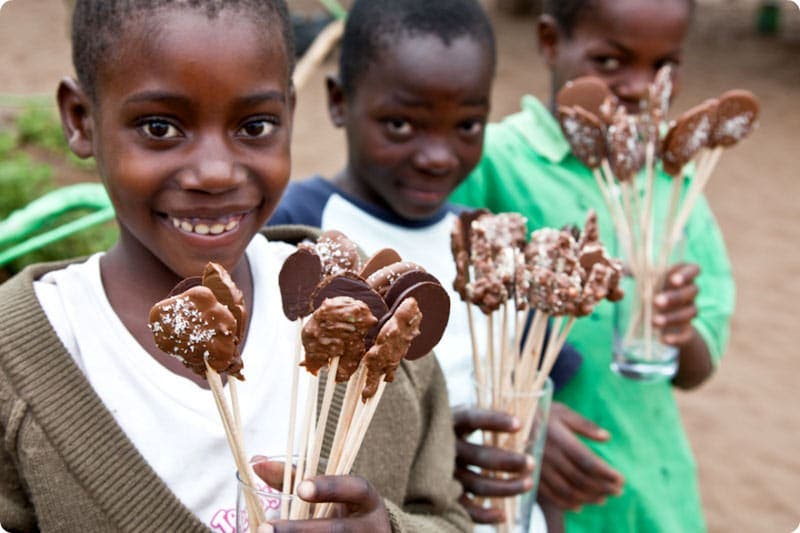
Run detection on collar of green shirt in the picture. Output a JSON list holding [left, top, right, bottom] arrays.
[[504, 95, 571, 164]]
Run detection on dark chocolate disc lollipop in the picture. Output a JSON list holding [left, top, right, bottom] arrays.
[[384, 270, 441, 309], [311, 273, 388, 328], [710, 89, 759, 147], [359, 248, 403, 279], [366, 261, 423, 298], [661, 99, 717, 177], [279, 248, 323, 320], [556, 76, 615, 120], [558, 106, 607, 169], [383, 281, 450, 360], [168, 276, 201, 297]]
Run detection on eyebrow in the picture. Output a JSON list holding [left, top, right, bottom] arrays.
[[388, 93, 489, 109], [604, 39, 682, 58], [123, 90, 287, 107]]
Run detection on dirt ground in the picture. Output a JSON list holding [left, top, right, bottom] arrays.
[[1, 1, 799, 531]]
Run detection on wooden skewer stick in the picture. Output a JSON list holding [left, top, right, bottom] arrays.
[[290, 372, 318, 519], [205, 364, 266, 527], [466, 302, 485, 408], [487, 311, 497, 408], [517, 317, 575, 452], [294, 357, 341, 520], [667, 146, 724, 253], [281, 321, 304, 519]]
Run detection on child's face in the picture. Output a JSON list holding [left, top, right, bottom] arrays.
[[330, 34, 493, 221], [61, 9, 294, 279], [540, 0, 691, 113]]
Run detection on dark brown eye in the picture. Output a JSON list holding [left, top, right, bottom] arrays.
[[237, 120, 276, 138], [141, 120, 180, 139]]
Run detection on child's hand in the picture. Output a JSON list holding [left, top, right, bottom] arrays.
[[538, 403, 624, 511], [654, 262, 715, 388], [653, 263, 700, 346], [452, 407, 535, 523], [266, 476, 392, 533]]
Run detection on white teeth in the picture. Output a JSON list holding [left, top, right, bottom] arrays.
[[169, 215, 241, 236]]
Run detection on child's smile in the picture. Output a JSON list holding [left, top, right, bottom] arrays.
[[332, 33, 493, 221], [77, 9, 294, 281]]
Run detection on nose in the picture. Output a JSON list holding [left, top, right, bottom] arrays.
[[177, 136, 245, 193], [412, 137, 459, 176], [615, 70, 652, 110]]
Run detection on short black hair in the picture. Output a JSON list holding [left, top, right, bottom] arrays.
[[543, 0, 695, 37], [71, 0, 294, 101], [340, 0, 496, 97]]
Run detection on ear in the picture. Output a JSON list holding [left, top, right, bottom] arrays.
[[537, 15, 560, 68], [56, 77, 95, 159], [325, 74, 346, 129]]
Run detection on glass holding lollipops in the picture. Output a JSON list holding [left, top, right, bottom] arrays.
[[556, 67, 759, 381]]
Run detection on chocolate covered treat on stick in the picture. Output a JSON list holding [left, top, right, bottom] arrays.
[[149, 262, 265, 528]]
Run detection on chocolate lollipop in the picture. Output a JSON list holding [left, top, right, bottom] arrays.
[[710, 89, 759, 147], [359, 248, 403, 279], [361, 297, 422, 400], [661, 99, 717, 177], [365, 261, 424, 299], [451, 209, 490, 301], [649, 64, 675, 123], [312, 273, 388, 333], [301, 296, 378, 381], [606, 108, 645, 182], [556, 76, 616, 120], [203, 262, 247, 342], [149, 262, 245, 379], [467, 213, 527, 314], [299, 230, 361, 276], [558, 105, 607, 169], [279, 248, 323, 321]]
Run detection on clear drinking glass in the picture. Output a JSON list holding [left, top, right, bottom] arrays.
[[474, 376, 554, 533], [611, 270, 679, 382], [236, 457, 294, 532]]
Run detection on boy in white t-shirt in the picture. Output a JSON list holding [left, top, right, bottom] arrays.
[[269, 0, 582, 526], [0, 1, 470, 532]]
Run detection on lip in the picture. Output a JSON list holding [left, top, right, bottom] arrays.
[[398, 182, 452, 206]]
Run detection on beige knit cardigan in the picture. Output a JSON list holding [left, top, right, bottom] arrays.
[[0, 226, 470, 532]]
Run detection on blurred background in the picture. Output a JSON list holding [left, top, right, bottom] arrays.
[[1, 0, 798, 530]]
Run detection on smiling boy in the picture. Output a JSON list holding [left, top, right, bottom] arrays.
[[0, 1, 470, 531]]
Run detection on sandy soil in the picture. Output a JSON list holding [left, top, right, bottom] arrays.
[[1, 1, 799, 531]]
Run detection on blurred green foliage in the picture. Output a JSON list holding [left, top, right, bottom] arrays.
[[1, 100, 116, 276]]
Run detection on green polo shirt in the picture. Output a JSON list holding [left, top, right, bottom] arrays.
[[452, 96, 734, 532]]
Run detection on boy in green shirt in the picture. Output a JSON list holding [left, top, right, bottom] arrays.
[[452, 0, 734, 530]]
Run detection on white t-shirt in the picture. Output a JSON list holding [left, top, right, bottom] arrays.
[[34, 235, 310, 531]]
